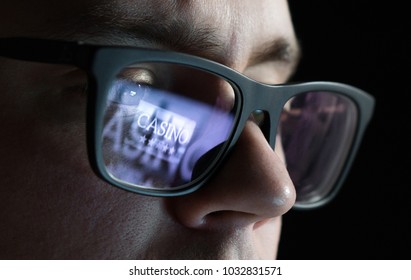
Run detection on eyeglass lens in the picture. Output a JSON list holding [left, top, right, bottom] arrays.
[[102, 63, 237, 190], [100, 62, 358, 203], [278, 91, 358, 203]]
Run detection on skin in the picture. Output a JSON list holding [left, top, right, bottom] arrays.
[[0, 0, 299, 259]]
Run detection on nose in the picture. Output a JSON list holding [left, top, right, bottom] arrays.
[[164, 120, 296, 229]]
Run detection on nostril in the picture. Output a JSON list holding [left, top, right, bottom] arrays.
[[202, 210, 259, 229], [253, 218, 273, 230]]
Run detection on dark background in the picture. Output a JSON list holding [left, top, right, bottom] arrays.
[[278, 1, 411, 259]]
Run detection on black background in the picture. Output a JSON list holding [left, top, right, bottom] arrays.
[[278, 1, 411, 259]]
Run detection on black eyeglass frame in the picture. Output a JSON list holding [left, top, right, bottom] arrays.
[[0, 37, 375, 209]]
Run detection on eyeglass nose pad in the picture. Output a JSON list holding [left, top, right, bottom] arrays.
[[250, 110, 272, 144]]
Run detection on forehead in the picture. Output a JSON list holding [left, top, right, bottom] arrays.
[[1, 0, 294, 39], [1, 0, 297, 67]]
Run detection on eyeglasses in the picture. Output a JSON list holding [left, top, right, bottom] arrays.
[[0, 37, 374, 209]]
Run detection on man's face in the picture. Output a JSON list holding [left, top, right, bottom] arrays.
[[0, 0, 299, 259]]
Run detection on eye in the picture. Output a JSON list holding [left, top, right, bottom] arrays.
[[109, 68, 157, 105], [120, 68, 157, 85]]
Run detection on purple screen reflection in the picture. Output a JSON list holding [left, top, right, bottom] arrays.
[[102, 80, 235, 189]]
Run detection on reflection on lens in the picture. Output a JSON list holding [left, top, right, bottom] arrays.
[[279, 91, 358, 204], [101, 63, 236, 190]]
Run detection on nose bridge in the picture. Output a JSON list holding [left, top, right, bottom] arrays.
[[164, 120, 297, 230], [244, 82, 288, 147]]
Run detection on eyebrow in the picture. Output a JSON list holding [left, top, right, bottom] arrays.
[[249, 38, 301, 69], [113, 18, 226, 60], [64, 4, 300, 69], [66, 4, 224, 57]]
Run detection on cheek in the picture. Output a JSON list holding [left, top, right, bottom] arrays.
[[0, 62, 88, 177], [0, 64, 95, 222], [0, 63, 168, 258]]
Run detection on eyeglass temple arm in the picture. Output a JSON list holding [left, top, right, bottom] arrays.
[[0, 37, 93, 68]]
